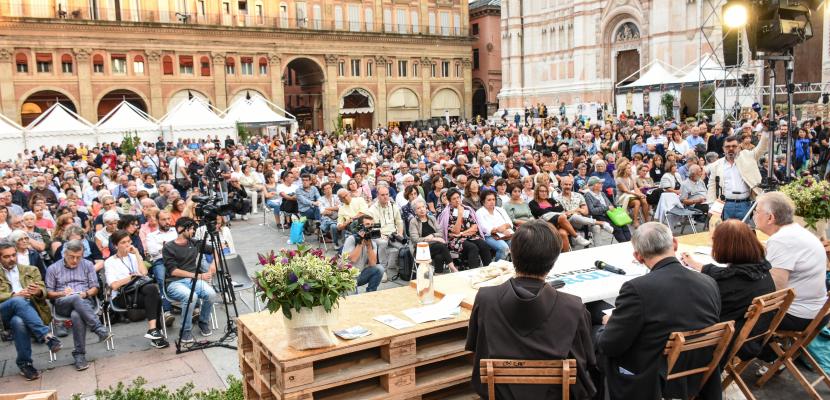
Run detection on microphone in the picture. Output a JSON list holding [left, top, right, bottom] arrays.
[[595, 260, 626, 275]]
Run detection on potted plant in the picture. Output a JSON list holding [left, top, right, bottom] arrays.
[[780, 176, 830, 239], [254, 245, 358, 350]]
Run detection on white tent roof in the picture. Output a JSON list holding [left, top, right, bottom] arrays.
[[678, 54, 729, 83], [0, 113, 23, 138], [620, 61, 683, 88], [158, 97, 233, 129], [96, 101, 159, 133], [26, 103, 94, 133], [224, 94, 294, 125]]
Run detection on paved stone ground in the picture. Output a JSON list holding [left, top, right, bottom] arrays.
[[0, 212, 826, 399]]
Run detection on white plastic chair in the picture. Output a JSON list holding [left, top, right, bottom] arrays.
[[102, 287, 167, 351], [49, 298, 102, 362]]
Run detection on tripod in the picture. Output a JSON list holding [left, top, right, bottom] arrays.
[[174, 217, 240, 353]]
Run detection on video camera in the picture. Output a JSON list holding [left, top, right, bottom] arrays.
[[193, 194, 233, 226], [358, 223, 382, 242]]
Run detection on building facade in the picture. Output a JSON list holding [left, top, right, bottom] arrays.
[[498, 0, 828, 117], [0, 0, 473, 131], [469, 0, 500, 120]]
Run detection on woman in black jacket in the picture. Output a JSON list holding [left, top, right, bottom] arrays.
[[680, 219, 776, 359], [528, 184, 590, 251]]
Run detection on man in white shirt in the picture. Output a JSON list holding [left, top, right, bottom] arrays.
[[368, 184, 405, 278], [145, 210, 178, 317], [706, 134, 767, 220], [754, 192, 828, 335], [646, 129, 668, 154]]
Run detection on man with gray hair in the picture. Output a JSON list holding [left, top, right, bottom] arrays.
[[753, 192, 828, 336], [45, 240, 111, 371], [596, 222, 721, 400]]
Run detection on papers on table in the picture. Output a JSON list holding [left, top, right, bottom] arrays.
[[374, 314, 414, 330], [402, 293, 465, 324]]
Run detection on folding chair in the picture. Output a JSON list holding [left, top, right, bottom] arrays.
[[480, 359, 577, 400], [102, 287, 167, 352], [261, 203, 279, 231], [756, 292, 830, 400], [49, 298, 102, 362], [663, 320, 735, 396], [224, 253, 259, 312], [720, 288, 795, 400]]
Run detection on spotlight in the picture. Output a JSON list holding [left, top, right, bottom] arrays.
[[723, 1, 749, 29]]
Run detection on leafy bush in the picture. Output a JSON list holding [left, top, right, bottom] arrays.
[[71, 375, 243, 400]]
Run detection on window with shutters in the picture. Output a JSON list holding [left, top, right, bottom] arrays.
[[431, 63, 436, 77], [134, 55, 145, 75], [428, 12, 436, 34], [348, 4, 360, 32], [453, 13, 460, 35], [226, 57, 235, 75], [160, 55, 172, 75], [200, 56, 210, 76], [364, 8, 373, 31], [61, 54, 73, 74], [473, 49, 480, 70], [338, 61, 345, 77], [383, 8, 392, 32], [241, 57, 253, 75], [334, 6, 343, 30], [396, 9, 406, 33], [36, 53, 52, 73], [412, 62, 418, 77], [15, 53, 28, 73], [259, 57, 268, 75], [472, 23, 479, 36], [350, 59, 360, 77], [411, 11, 419, 33], [111, 54, 127, 74], [93, 54, 105, 73], [367, 61, 373, 77], [456, 63, 461, 77], [439, 11, 449, 35], [398, 60, 407, 77], [441, 61, 449, 78], [179, 55, 194, 75]]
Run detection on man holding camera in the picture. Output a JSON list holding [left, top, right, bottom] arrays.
[[342, 215, 384, 292], [368, 184, 405, 279]]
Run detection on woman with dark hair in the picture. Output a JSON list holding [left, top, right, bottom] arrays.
[[466, 220, 597, 400], [529, 184, 591, 251], [400, 185, 420, 233], [659, 161, 682, 195], [476, 191, 513, 262], [107, 214, 146, 258], [494, 178, 509, 206], [649, 154, 665, 182], [503, 182, 533, 227], [463, 179, 483, 210], [169, 198, 186, 224], [438, 189, 492, 270], [104, 230, 168, 349]]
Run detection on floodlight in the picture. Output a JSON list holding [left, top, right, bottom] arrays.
[[723, 1, 749, 28]]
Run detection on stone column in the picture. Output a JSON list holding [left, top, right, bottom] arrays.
[[463, 58, 473, 119], [268, 53, 285, 110], [146, 50, 164, 119], [211, 52, 228, 111], [72, 48, 95, 122], [420, 57, 432, 120], [323, 54, 340, 132], [374, 55, 388, 128], [0, 48, 16, 122]]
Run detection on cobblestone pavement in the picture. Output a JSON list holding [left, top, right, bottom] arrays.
[[0, 214, 825, 399]]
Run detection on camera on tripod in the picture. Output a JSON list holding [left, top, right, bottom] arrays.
[[192, 194, 233, 224], [358, 223, 381, 242]]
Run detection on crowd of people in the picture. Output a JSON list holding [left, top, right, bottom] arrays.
[[0, 107, 829, 386]]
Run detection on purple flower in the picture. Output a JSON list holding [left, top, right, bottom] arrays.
[[281, 258, 290, 264], [302, 283, 311, 292], [288, 272, 298, 283]]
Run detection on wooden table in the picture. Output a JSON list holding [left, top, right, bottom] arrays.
[[238, 232, 724, 400]]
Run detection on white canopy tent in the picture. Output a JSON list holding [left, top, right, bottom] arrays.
[[223, 94, 295, 127], [0, 113, 24, 161], [25, 103, 96, 151], [615, 60, 683, 118], [95, 101, 161, 144], [158, 97, 236, 142]]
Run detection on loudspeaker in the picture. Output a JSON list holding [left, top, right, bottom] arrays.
[[723, 27, 743, 67]]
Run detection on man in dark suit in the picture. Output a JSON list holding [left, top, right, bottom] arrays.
[[596, 222, 721, 400]]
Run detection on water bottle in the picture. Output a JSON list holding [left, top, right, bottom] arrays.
[[416, 261, 435, 305]]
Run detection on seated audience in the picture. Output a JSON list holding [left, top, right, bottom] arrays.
[[145, 210, 177, 322], [341, 215, 385, 292], [409, 199, 457, 273], [596, 222, 721, 400], [318, 182, 342, 248], [296, 173, 322, 233], [45, 240, 112, 371], [475, 191, 513, 262], [8, 230, 46, 279], [557, 176, 614, 239], [466, 220, 597, 399], [368, 184, 406, 276], [336, 189, 369, 237], [104, 230, 169, 349], [584, 177, 631, 243], [95, 210, 120, 258], [0, 242, 62, 381], [679, 164, 709, 217], [529, 184, 591, 250], [108, 214, 146, 258], [659, 161, 682, 195], [614, 158, 651, 228], [502, 182, 534, 226], [438, 189, 492, 270]]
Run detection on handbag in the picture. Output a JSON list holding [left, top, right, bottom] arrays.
[[289, 219, 306, 244], [120, 275, 154, 309], [606, 207, 633, 227]]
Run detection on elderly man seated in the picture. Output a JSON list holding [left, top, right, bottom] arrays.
[[0, 241, 62, 381], [679, 164, 708, 218]]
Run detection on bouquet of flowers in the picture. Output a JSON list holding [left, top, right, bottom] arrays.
[[780, 176, 830, 230], [255, 245, 358, 349]]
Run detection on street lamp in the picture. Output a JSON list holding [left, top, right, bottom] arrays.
[[723, 1, 749, 29]]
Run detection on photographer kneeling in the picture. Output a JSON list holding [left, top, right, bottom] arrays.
[[104, 230, 169, 349], [341, 215, 385, 292], [227, 177, 252, 221]]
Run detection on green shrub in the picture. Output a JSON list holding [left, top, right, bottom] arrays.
[[71, 375, 243, 400]]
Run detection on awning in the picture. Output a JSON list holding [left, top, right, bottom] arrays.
[[430, 88, 461, 117], [388, 88, 420, 121], [340, 88, 374, 114]]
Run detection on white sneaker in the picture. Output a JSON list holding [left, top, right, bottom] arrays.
[[601, 222, 614, 233], [381, 272, 388, 283], [242, 215, 249, 221], [574, 235, 592, 247]]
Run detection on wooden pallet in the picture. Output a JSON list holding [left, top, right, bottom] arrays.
[[237, 286, 475, 400], [0, 391, 57, 400]]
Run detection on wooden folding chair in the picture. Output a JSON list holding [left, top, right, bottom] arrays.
[[479, 359, 576, 400], [664, 321, 735, 397], [756, 291, 830, 400], [721, 288, 795, 400]]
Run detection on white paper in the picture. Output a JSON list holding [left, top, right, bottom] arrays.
[[373, 314, 415, 330], [602, 308, 615, 316], [709, 200, 724, 216], [402, 293, 465, 324]]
